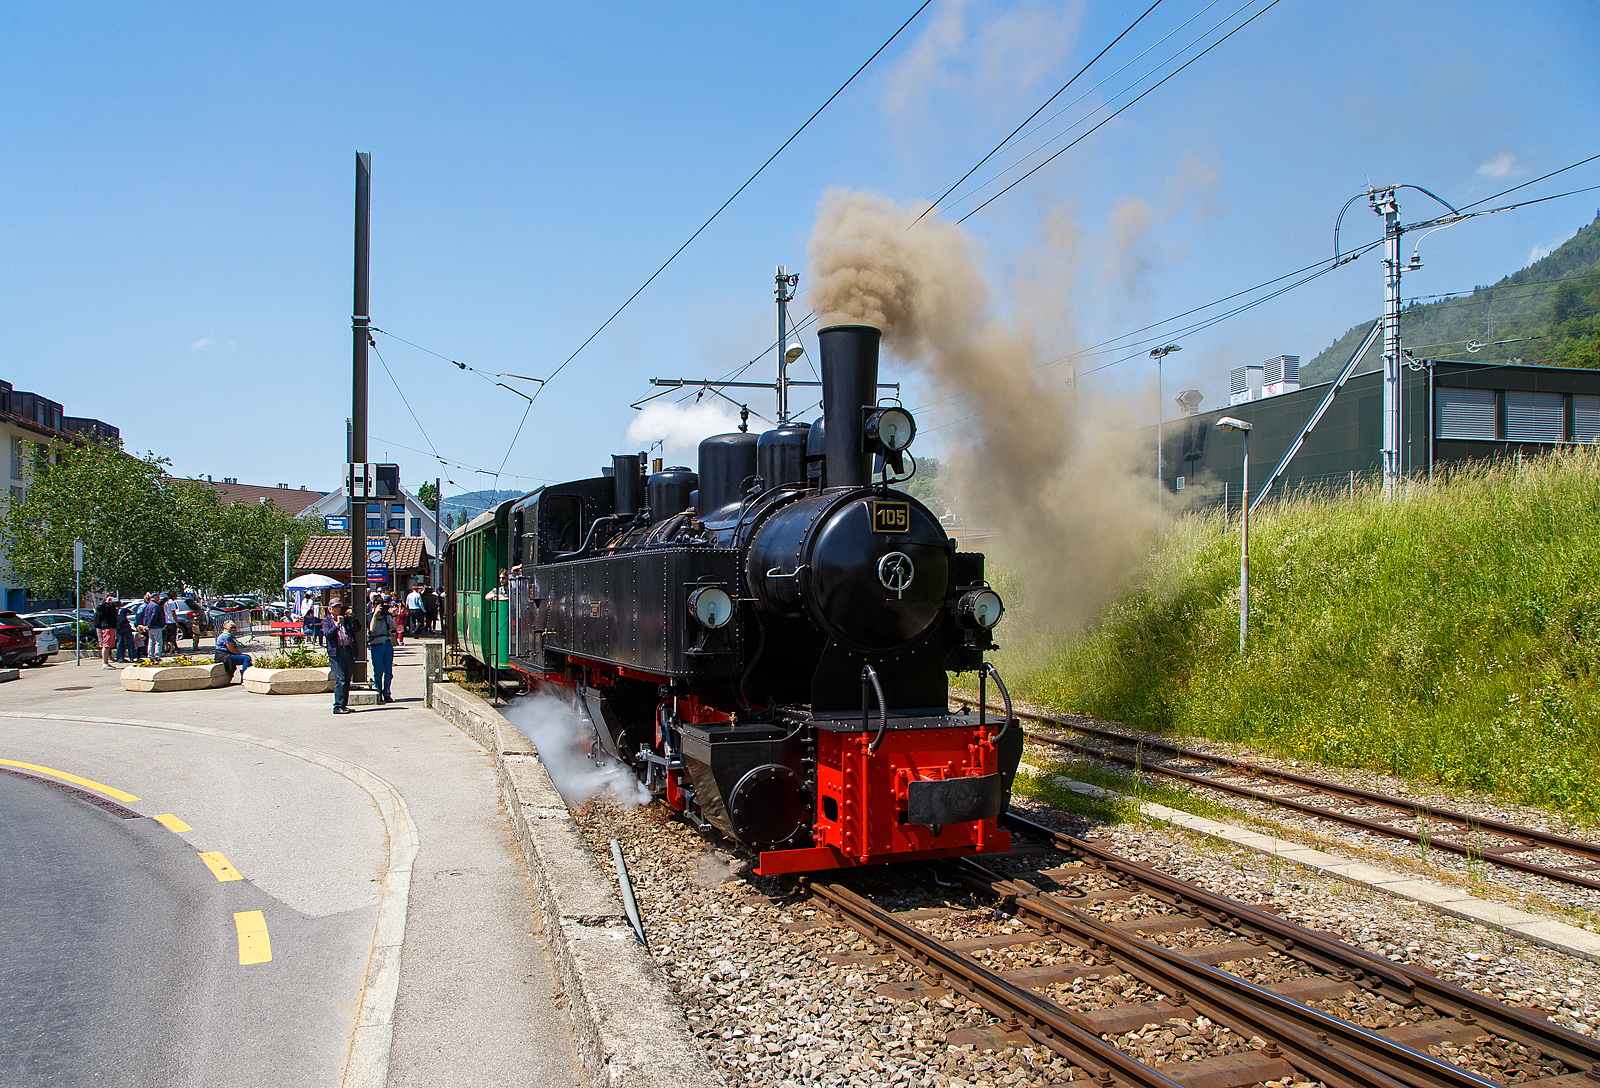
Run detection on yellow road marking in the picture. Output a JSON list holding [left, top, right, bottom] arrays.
[[152, 813, 192, 833], [198, 851, 243, 882], [233, 911, 271, 965], [0, 758, 140, 803]]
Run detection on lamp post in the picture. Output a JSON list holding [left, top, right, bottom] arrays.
[[1149, 345, 1181, 519], [1216, 417, 1253, 652]]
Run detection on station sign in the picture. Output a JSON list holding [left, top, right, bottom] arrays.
[[365, 538, 387, 551], [325, 516, 349, 531]]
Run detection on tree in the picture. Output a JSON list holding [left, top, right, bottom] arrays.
[[416, 481, 439, 509], [1, 438, 214, 596], [203, 493, 319, 595]]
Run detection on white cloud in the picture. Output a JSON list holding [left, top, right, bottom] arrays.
[[623, 400, 742, 462], [190, 337, 213, 350], [1529, 244, 1552, 264], [1477, 152, 1518, 178]]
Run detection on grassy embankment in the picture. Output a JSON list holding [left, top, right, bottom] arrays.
[[1009, 448, 1600, 821]]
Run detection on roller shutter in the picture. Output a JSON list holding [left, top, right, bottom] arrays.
[[1435, 388, 1496, 440], [1505, 390, 1564, 442], [1574, 395, 1600, 442]]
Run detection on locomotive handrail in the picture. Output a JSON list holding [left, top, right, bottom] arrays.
[[862, 665, 889, 754], [552, 514, 627, 559], [764, 564, 810, 580]]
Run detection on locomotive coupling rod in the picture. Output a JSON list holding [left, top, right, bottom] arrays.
[[862, 665, 889, 754]]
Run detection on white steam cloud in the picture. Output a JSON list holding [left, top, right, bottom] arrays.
[[504, 690, 651, 807], [624, 401, 742, 462]]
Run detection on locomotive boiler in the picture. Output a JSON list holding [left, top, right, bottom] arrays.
[[450, 323, 1019, 874]]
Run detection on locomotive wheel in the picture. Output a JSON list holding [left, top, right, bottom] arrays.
[[727, 764, 809, 851]]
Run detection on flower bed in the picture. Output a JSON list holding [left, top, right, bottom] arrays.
[[120, 661, 230, 692]]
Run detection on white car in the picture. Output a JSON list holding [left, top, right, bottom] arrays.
[[24, 618, 59, 666]]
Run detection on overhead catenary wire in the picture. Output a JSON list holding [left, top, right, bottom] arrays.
[[913, 0, 1168, 226], [957, 0, 1286, 223], [533, 1, 935, 405]]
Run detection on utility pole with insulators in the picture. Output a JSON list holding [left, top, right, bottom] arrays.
[[775, 266, 800, 423], [1372, 186, 1404, 496]]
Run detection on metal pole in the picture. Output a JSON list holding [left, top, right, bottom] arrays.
[[776, 265, 789, 423], [283, 535, 289, 599], [1239, 430, 1249, 653], [434, 476, 442, 594], [75, 570, 81, 666], [1375, 188, 1404, 496], [351, 151, 371, 682], [1156, 354, 1163, 521]]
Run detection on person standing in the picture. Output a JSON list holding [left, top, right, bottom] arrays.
[[368, 599, 395, 703], [92, 596, 119, 669], [163, 591, 180, 653], [390, 593, 407, 646], [137, 593, 165, 659], [406, 585, 424, 636], [325, 600, 357, 714], [422, 586, 438, 636], [114, 602, 136, 663]]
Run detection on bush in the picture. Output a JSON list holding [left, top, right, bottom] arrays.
[[1011, 447, 1600, 821]]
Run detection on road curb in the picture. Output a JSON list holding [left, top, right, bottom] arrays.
[[0, 711, 420, 1088], [430, 684, 722, 1088], [1052, 774, 1600, 966]]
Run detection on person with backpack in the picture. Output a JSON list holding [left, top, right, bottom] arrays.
[[324, 600, 358, 714], [368, 596, 396, 703], [92, 596, 119, 669]]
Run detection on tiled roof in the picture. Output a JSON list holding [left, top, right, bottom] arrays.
[[294, 535, 429, 573], [175, 477, 326, 514]]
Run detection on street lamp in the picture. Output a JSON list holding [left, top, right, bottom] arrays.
[[1149, 345, 1181, 518], [1216, 416, 1253, 652]]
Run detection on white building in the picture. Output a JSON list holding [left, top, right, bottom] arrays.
[[302, 486, 443, 584]]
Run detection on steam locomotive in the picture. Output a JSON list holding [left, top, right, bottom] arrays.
[[444, 324, 1019, 874]]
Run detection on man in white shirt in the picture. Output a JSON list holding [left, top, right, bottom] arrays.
[[406, 587, 425, 636]]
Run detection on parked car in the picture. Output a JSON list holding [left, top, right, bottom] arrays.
[[23, 618, 59, 665], [22, 611, 89, 647], [0, 612, 39, 667]]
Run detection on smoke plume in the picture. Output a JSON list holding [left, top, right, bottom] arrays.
[[807, 188, 1156, 631], [504, 690, 652, 807], [624, 400, 742, 462]]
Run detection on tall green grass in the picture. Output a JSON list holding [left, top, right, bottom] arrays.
[[1011, 448, 1600, 820]]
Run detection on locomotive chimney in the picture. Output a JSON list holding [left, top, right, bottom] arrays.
[[818, 324, 880, 489], [612, 454, 642, 516]]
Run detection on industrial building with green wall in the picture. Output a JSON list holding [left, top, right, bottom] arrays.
[[1165, 358, 1600, 507]]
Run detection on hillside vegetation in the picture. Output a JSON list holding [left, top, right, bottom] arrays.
[[1010, 448, 1600, 820], [1303, 214, 1600, 382]]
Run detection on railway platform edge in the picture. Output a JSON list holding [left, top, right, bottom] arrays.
[[429, 683, 724, 1088]]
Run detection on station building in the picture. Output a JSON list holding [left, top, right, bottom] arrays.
[[1162, 358, 1600, 509]]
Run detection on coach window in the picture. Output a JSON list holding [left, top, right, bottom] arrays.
[[544, 495, 582, 557]]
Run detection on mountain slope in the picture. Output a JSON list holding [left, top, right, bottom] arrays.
[[1302, 213, 1600, 383]]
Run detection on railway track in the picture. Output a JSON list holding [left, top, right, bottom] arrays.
[[801, 812, 1600, 1088], [965, 700, 1600, 895]]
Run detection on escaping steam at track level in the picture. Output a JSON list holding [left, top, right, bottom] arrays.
[[504, 692, 652, 807], [806, 188, 1158, 630]]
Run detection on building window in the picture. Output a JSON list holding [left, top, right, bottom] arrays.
[[368, 518, 381, 532], [389, 519, 404, 532], [1435, 388, 1496, 440], [9, 485, 21, 505], [1574, 395, 1600, 442], [1505, 390, 1565, 442], [410, 517, 421, 536], [9, 437, 20, 480], [391, 503, 405, 515]]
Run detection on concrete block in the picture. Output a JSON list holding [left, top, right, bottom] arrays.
[[1443, 899, 1545, 928], [242, 666, 335, 695], [0, 668, 17, 682], [1368, 878, 1475, 906], [1507, 920, 1600, 959], [120, 662, 229, 691]]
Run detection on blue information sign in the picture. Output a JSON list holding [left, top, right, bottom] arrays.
[[365, 538, 387, 551], [324, 516, 349, 531]]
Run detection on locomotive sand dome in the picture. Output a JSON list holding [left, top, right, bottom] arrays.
[[445, 321, 1021, 874]]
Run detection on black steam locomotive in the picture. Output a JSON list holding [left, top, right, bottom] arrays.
[[453, 324, 1018, 874]]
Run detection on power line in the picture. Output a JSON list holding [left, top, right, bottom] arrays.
[[913, 0, 1167, 225], [958, 0, 1285, 223], [534, 1, 935, 402], [369, 433, 558, 485], [1458, 152, 1600, 213], [371, 342, 444, 465]]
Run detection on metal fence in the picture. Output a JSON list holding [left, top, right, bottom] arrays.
[[210, 608, 253, 637]]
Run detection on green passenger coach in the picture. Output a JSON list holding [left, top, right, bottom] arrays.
[[445, 498, 515, 671]]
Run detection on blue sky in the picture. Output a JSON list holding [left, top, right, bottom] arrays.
[[4, 1, 1597, 495]]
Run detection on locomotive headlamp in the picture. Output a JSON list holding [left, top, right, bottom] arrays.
[[957, 588, 1004, 629], [864, 406, 917, 474], [689, 586, 734, 629]]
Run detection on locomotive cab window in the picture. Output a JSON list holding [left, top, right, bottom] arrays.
[[544, 495, 583, 557]]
